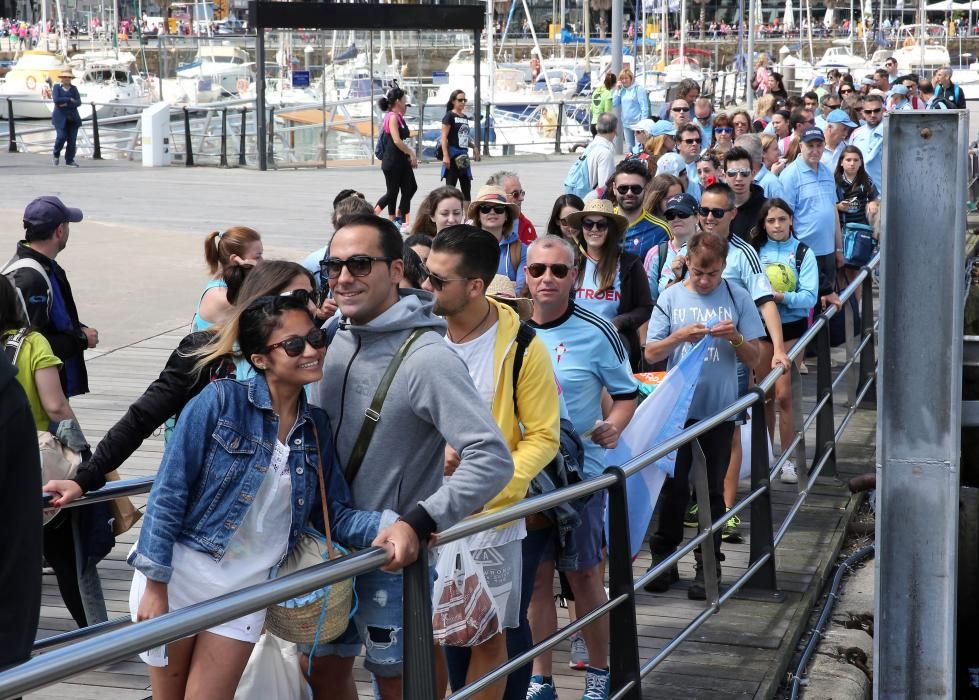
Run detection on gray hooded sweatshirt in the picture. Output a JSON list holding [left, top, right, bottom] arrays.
[[310, 290, 513, 537]]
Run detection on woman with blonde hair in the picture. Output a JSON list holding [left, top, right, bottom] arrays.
[[752, 94, 775, 132], [193, 227, 263, 332], [612, 67, 650, 151], [753, 54, 770, 96], [760, 132, 788, 175]]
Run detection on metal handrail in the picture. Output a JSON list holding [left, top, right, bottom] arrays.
[[4, 252, 881, 700]]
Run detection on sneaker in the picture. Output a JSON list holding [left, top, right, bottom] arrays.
[[53, 156, 59, 165], [688, 562, 722, 601], [582, 667, 610, 700], [568, 631, 589, 670], [527, 675, 558, 700], [721, 512, 742, 543], [643, 551, 679, 593], [683, 502, 699, 528], [780, 460, 799, 484], [65, 161, 79, 167], [798, 361, 808, 375]]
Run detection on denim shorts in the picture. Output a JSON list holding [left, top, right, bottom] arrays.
[[541, 491, 607, 572]]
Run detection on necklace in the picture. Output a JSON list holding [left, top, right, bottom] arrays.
[[449, 301, 492, 344]]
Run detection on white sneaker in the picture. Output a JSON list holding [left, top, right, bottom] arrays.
[[780, 460, 798, 484]]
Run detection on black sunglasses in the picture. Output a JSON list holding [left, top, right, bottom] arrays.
[[698, 206, 731, 218], [280, 289, 314, 306], [456, 97, 468, 102], [428, 271, 471, 291], [863, 108, 882, 114], [322, 255, 393, 279], [615, 184, 644, 195], [840, 88, 854, 94], [582, 218, 610, 231], [479, 204, 508, 215], [527, 262, 571, 279], [665, 210, 692, 221], [265, 328, 328, 357], [672, 106, 690, 113], [681, 138, 702, 145]]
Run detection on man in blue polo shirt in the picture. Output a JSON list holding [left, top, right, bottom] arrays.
[[780, 127, 843, 308], [525, 234, 637, 700], [849, 94, 885, 190]]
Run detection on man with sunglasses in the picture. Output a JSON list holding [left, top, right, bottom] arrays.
[[610, 159, 669, 262], [735, 133, 784, 200], [723, 147, 767, 241], [487, 170, 538, 245], [814, 93, 841, 131], [524, 235, 638, 700], [669, 98, 692, 131], [305, 214, 514, 700], [677, 123, 705, 200], [692, 97, 715, 149], [884, 57, 899, 84], [849, 93, 885, 189]]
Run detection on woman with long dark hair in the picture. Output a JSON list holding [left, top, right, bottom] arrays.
[[376, 86, 418, 227], [834, 145, 880, 290], [440, 89, 480, 201], [767, 72, 788, 100], [545, 193, 584, 239]]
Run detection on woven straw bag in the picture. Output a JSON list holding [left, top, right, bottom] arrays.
[[265, 423, 354, 646]]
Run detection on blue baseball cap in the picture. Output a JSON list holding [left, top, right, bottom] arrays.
[[800, 126, 826, 143], [826, 109, 857, 127], [891, 83, 909, 96], [664, 192, 698, 216], [813, 76, 826, 87], [650, 120, 677, 137], [23, 196, 83, 230]]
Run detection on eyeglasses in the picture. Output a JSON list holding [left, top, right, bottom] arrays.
[[581, 218, 610, 231], [508, 189, 526, 199], [725, 167, 752, 178], [280, 289, 314, 306], [698, 206, 732, 218], [456, 97, 468, 102], [885, 61, 896, 67], [527, 262, 571, 279], [681, 138, 702, 145], [664, 210, 692, 221], [826, 103, 841, 109], [427, 270, 471, 291], [615, 184, 644, 195], [265, 328, 328, 357], [863, 107, 882, 114], [672, 106, 690, 113], [715, 127, 733, 134], [322, 255, 394, 279], [478, 203, 508, 215]]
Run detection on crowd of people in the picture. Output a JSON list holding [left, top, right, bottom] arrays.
[[0, 60, 902, 700]]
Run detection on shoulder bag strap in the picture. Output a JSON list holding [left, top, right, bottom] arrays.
[[309, 421, 335, 560], [344, 327, 429, 484]]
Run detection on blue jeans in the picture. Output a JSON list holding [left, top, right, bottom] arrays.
[[443, 528, 553, 698], [53, 120, 79, 164], [623, 128, 637, 151]]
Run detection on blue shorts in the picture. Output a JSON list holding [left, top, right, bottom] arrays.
[[541, 491, 606, 572]]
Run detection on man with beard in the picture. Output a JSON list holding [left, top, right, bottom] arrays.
[[610, 159, 669, 262]]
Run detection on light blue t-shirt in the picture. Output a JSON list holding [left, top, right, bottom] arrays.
[[303, 245, 328, 287], [778, 158, 839, 256], [757, 237, 819, 323], [755, 164, 784, 200], [612, 83, 650, 127], [849, 121, 884, 191], [647, 281, 765, 420], [497, 230, 528, 292], [575, 256, 621, 322], [531, 303, 639, 478]]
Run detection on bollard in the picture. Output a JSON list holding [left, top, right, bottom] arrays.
[[267, 107, 275, 168], [183, 107, 194, 167], [239, 107, 247, 166], [7, 98, 16, 152], [219, 107, 228, 168], [90, 104, 102, 160], [553, 101, 564, 154]]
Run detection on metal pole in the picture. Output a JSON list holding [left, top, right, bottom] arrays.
[[238, 107, 247, 166], [554, 99, 564, 153], [267, 105, 275, 168], [474, 29, 483, 158], [875, 110, 968, 699], [584, 0, 590, 59], [611, 0, 623, 154], [402, 543, 437, 700], [183, 106, 193, 166], [604, 468, 641, 700], [747, 0, 755, 109], [813, 318, 837, 477], [747, 388, 779, 590], [7, 98, 17, 152], [256, 26, 267, 171], [858, 269, 875, 405], [90, 105, 102, 160], [219, 106, 228, 167]]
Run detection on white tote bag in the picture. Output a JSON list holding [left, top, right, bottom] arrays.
[[234, 633, 312, 700]]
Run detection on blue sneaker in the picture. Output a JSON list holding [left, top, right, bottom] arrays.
[[582, 667, 610, 700], [527, 675, 558, 700]]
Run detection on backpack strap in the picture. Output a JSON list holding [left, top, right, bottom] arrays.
[[344, 327, 430, 484], [510, 322, 536, 414], [2, 327, 29, 364], [794, 241, 809, 287]]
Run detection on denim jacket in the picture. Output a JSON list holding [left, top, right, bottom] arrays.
[[130, 373, 384, 583]]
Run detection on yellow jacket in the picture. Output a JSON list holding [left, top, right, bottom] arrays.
[[478, 298, 561, 517]]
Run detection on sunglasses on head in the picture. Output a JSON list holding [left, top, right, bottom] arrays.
[[698, 206, 731, 218], [615, 184, 644, 195], [479, 203, 508, 215], [582, 218, 610, 231], [280, 288, 315, 306], [265, 328, 328, 357], [427, 270, 471, 291], [725, 167, 751, 178], [665, 210, 692, 221], [527, 262, 571, 279], [322, 254, 393, 279]]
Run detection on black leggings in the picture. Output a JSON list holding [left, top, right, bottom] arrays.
[[380, 162, 418, 217], [444, 165, 472, 201]]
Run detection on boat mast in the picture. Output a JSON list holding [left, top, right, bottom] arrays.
[[521, 0, 556, 101], [805, 0, 814, 64], [747, 0, 755, 108], [849, 0, 854, 53], [679, 0, 686, 70]]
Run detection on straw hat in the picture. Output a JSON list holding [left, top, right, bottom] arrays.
[[467, 185, 519, 221], [57, 70, 74, 79], [565, 199, 629, 239], [486, 274, 533, 321]]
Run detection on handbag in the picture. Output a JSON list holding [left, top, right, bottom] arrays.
[[431, 538, 501, 647], [103, 469, 143, 536], [234, 632, 312, 700], [264, 423, 355, 651], [842, 222, 877, 268]]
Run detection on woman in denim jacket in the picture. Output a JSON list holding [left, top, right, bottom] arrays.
[[128, 295, 394, 699]]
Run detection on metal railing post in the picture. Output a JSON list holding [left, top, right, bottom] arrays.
[[402, 543, 437, 700], [813, 320, 837, 477], [90, 104, 102, 160], [483, 103, 491, 157], [604, 467, 641, 699], [747, 388, 779, 590], [238, 107, 247, 166], [220, 107, 228, 168], [418, 101, 426, 161], [858, 269, 876, 405], [267, 106, 275, 168], [183, 107, 194, 167], [690, 441, 721, 603], [7, 98, 17, 152], [554, 100, 564, 154]]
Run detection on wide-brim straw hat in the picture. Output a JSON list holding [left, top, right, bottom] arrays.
[[57, 71, 74, 79], [467, 185, 519, 221], [565, 199, 629, 239], [486, 274, 534, 321]]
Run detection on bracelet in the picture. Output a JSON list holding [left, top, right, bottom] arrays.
[[730, 334, 744, 348]]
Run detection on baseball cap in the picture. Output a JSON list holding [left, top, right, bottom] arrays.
[[23, 196, 83, 230], [860, 76, 876, 86], [656, 152, 686, 177], [800, 126, 825, 143], [826, 109, 857, 127], [813, 76, 826, 87], [631, 118, 657, 133], [891, 83, 909, 96], [650, 120, 677, 137], [664, 192, 698, 216]]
